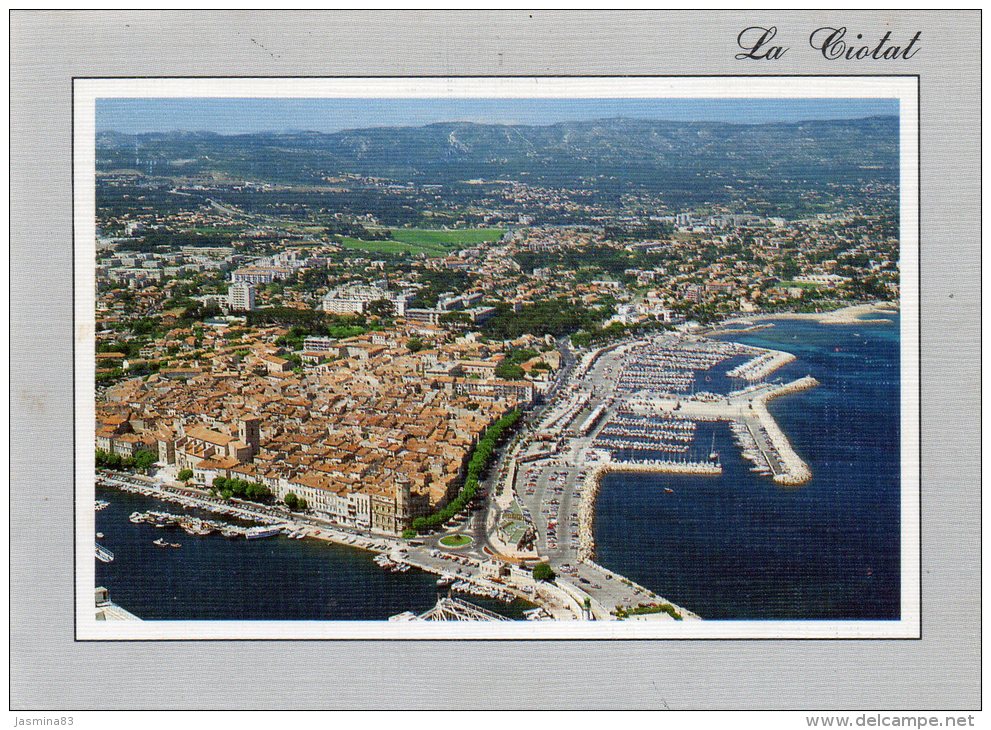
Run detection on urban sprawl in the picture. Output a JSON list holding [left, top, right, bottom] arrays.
[[94, 120, 899, 621]]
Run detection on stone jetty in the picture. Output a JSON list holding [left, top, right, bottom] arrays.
[[576, 460, 722, 564]]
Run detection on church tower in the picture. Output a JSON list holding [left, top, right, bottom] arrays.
[[238, 416, 261, 457]]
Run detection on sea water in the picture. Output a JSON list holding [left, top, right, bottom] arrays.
[[95, 486, 533, 621], [594, 316, 901, 620]]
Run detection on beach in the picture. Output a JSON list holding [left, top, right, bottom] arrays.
[[722, 301, 899, 327]]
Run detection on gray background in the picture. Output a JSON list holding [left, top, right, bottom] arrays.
[[9, 10, 980, 710]]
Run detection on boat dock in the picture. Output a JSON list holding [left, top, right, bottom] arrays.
[[626, 375, 818, 486]]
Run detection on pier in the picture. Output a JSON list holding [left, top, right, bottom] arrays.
[[627, 375, 818, 486], [94, 587, 139, 621], [726, 348, 796, 381]]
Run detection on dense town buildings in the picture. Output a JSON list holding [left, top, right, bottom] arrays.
[[94, 143, 898, 537]]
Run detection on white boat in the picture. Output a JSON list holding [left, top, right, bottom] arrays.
[[95, 543, 114, 563], [245, 526, 282, 540]]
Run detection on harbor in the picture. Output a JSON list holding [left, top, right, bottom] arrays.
[[592, 316, 901, 619], [520, 330, 820, 578], [92, 314, 900, 623], [95, 483, 538, 621], [487, 314, 899, 621]]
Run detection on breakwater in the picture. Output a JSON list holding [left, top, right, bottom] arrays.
[[727, 348, 796, 381], [577, 460, 722, 564], [595, 315, 900, 620], [752, 376, 818, 486], [626, 375, 819, 487]]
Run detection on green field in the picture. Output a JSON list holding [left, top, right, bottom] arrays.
[[390, 228, 503, 245], [338, 228, 503, 256], [338, 237, 442, 255], [438, 534, 473, 548]]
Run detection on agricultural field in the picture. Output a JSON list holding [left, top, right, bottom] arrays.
[[339, 228, 503, 256]]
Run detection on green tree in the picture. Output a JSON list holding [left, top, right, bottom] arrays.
[[177, 468, 193, 483], [284, 492, 299, 510], [367, 299, 395, 319], [132, 449, 157, 471], [407, 337, 424, 353], [571, 331, 592, 348], [532, 562, 556, 583], [495, 362, 526, 380], [412, 409, 521, 534]]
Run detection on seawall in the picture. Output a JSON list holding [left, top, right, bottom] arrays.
[[751, 376, 818, 485], [576, 460, 721, 564]]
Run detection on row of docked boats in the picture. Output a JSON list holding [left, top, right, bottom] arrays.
[[98, 473, 282, 525], [593, 436, 691, 455], [614, 338, 747, 397], [129, 510, 222, 536], [729, 422, 774, 476], [447, 580, 516, 604], [128, 511, 304, 541], [374, 553, 411, 573]]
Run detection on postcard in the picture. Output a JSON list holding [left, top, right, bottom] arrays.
[[73, 76, 919, 640]]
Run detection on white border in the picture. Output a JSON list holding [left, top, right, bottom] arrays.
[[74, 76, 920, 640]]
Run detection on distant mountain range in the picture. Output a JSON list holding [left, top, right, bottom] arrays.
[[96, 116, 899, 209]]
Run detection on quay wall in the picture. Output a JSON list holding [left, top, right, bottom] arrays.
[[575, 461, 712, 619], [576, 460, 721, 564], [753, 376, 819, 486]]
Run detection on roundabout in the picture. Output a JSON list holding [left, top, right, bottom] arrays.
[[438, 534, 473, 549]]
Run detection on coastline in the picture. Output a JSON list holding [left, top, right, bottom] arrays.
[[575, 462, 711, 619], [576, 461, 720, 564], [722, 301, 899, 328], [97, 475, 554, 618]]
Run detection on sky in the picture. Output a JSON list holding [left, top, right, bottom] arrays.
[[96, 97, 899, 135]]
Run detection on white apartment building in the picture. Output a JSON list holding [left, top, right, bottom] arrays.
[[227, 282, 256, 311], [321, 284, 409, 316]]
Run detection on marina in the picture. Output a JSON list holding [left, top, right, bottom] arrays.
[[91, 314, 899, 623], [593, 317, 901, 619]]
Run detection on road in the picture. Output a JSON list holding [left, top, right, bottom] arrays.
[[476, 338, 687, 619]]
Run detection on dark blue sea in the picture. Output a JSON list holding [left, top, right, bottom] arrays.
[[95, 486, 533, 620], [594, 316, 901, 620]]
